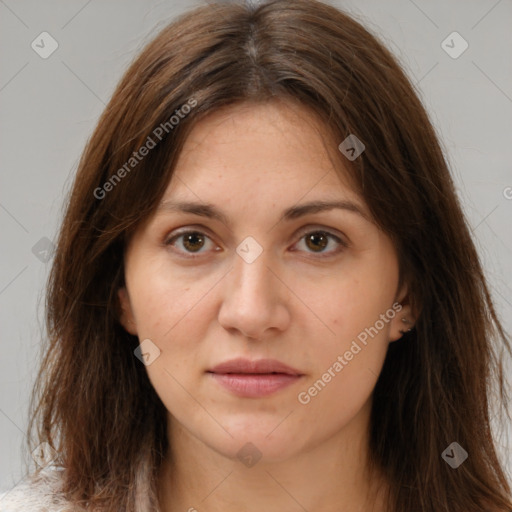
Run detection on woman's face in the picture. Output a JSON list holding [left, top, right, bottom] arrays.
[[119, 101, 408, 463]]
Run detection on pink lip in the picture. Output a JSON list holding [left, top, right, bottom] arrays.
[[207, 358, 304, 398]]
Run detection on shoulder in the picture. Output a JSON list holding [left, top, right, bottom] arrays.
[[0, 466, 79, 512]]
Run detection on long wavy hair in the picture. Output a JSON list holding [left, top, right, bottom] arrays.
[[25, 0, 511, 510]]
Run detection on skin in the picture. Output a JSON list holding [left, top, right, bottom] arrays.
[[118, 100, 415, 512]]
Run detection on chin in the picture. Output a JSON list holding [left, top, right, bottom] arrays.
[[204, 419, 310, 465]]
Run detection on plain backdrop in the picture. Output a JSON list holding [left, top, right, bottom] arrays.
[[1, 0, 511, 492]]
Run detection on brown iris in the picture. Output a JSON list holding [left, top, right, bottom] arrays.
[[305, 232, 329, 252], [182, 232, 205, 252]]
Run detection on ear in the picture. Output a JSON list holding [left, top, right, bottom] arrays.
[[388, 283, 417, 342], [117, 287, 138, 336]]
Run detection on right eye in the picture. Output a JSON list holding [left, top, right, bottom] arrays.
[[165, 229, 219, 258]]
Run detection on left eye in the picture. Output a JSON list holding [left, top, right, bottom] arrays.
[[293, 230, 345, 256]]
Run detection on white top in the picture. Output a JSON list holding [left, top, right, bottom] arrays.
[[0, 467, 77, 512]]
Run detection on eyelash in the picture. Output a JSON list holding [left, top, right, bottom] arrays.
[[164, 228, 348, 259]]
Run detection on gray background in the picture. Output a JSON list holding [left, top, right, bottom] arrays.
[[1, 0, 511, 492]]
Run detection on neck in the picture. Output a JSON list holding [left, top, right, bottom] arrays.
[[157, 400, 388, 512]]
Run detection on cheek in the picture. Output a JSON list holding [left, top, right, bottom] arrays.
[[297, 312, 391, 427], [128, 262, 212, 336], [127, 265, 217, 377], [312, 272, 395, 343], [295, 274, 394, 407], [296, 354, 381, 438]]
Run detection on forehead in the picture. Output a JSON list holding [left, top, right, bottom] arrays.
[[163, 100, 364, 211]]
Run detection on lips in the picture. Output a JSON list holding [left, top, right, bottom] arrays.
[[207, 358, 304, 398], [208, 358, 302, 376]]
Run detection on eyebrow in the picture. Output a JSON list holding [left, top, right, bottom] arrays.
[[156, 199, 370, 227]]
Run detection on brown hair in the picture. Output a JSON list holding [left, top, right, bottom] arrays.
[[25, 0, 511, 510]]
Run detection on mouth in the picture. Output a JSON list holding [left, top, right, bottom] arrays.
[[206, 358, 304, 398]]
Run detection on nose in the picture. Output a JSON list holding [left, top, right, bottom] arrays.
[[217, 248, 290, 340]]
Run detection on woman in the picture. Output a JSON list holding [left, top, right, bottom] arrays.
[[1, 0, 510, 510]]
